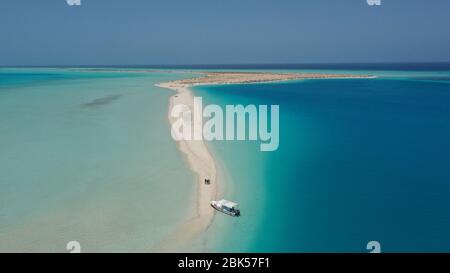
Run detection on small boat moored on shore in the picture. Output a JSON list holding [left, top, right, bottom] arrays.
[[210, 199, 240, 217]]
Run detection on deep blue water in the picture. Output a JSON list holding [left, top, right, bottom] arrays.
[[194, 77, 450, 252]]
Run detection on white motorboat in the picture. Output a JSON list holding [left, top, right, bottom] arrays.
[[210, 199, 240, 217]]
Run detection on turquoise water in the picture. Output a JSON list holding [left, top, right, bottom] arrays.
[[0, 68, 197, 252], [194, 73, 450, 252], [2, 68, 450, 252]]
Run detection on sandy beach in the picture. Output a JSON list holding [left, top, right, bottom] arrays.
[[154, 82, 218, 251], [155, 71, 372, 251]]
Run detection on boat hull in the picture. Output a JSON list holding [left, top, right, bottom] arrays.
[[211, 203, 240, 217]]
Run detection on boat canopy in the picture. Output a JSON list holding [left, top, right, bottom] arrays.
[[218, 199, 239, 208]]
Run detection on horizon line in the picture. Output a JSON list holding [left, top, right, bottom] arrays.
[[2, 62, 450, 71], [2, 61, 450, 67]]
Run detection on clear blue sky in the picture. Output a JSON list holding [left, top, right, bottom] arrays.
[[1, 0, 449, 65]]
